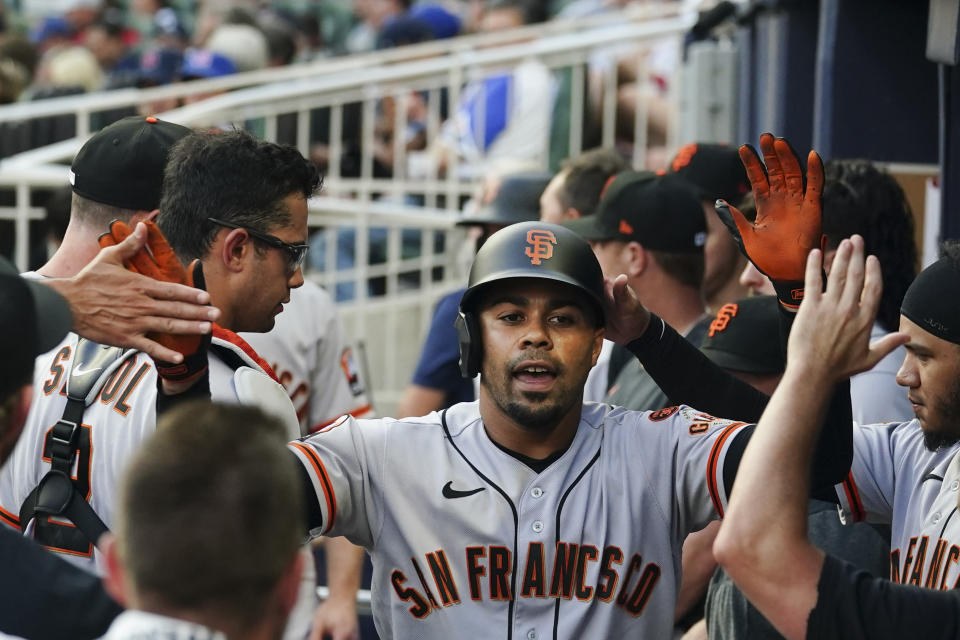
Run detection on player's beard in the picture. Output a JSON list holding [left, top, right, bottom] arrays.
[[500, 392, 573, 432], [923, 376, 960, 451], [482, 352, 588, 433]]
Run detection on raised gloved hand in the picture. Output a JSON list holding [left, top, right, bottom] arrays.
[[98, 220, 210, 382], [714, 133, 825, 310]]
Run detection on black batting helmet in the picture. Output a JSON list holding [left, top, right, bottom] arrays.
[[455, 221, 605, 378]]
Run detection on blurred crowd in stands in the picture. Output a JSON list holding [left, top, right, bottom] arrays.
[[0, 0, 677, 166], [0, 0, 668, 101]]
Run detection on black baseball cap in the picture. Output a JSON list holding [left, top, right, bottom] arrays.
[[70, 115, 192, 211], [0, 256, 73, 398], [668, 142, 751, 206], [563, 171, 706, 252], [699, 295, 785, 374], [458, 172, 552, 227]]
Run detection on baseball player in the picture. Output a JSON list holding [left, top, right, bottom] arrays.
[[397, 171, 553, 418], [715, 236, 960, 640], [637, 134, 960, 593], [835, 244, 960, 589], [286, 221, 852, 639], [0, 122, 312, 624]]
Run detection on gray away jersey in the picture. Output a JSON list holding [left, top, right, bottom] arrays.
[[289, 401, 750, 639], [837, 420, 960, 588]]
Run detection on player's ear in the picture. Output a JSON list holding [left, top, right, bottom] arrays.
[[219, 228, 252, 273], [624, 241, 646, 277], [590, 326, 603, 366], [101, 533, 131, 607]]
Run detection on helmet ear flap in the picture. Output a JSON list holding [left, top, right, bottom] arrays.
[[455, 310, 481, 379]]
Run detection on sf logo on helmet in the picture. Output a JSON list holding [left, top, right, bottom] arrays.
[[525, 229, 557, 265]]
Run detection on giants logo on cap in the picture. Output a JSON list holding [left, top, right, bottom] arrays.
[[525, 229, 557, 265], [708, 303, 738, 337], [672, 143, 698, 171]]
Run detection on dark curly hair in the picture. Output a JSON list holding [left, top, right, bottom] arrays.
[[157, 129, 321, 261], [822, 159, 917, 332]]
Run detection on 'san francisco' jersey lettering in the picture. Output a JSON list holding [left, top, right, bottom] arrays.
[[837, 420, 960, 589], [289, 402, 750, 639]]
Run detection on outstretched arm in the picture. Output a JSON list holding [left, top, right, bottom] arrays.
[[713, 237, 906, 639], [604, 274, 768, 422]]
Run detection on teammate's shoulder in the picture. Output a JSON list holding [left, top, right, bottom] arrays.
[[856, 417, 926, 444]]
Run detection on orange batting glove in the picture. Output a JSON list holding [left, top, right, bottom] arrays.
[[98, 220, 210, 382], [714, 133, 825, 310]]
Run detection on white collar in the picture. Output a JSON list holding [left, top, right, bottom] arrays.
[[101, 610, 228, 640]]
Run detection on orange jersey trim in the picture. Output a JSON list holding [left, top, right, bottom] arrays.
[[309, 405, 373, 434], [841, 472, 865, 522], [706, 422, 747, 518], [0, 504, 19, 529], [212, 324, 280, 382], [290, 442, 337, 531]]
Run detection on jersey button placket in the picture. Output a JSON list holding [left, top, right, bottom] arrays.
[[526, 629, 538, 640], [531, 487, 543, 498], [532, 520, 544, 533]]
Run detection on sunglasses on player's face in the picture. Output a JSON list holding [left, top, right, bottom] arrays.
[[207, 217, 309, 273]]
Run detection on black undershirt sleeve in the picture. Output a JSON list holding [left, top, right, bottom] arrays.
[[808, 555, 960, 640], [625, 311, 851, 502], [291, 449, 325, 532]]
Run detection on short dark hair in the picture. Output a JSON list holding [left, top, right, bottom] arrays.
[[117, 402, 304, 627], [649, 249, 704, 290], [559, 147, 628, 218], [157, 129, 321, 261], [822, 160, 917, 333]]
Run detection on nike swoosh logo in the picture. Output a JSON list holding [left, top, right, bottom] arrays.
[[73, 365, 102, 377], [442, 481, 485, 499]]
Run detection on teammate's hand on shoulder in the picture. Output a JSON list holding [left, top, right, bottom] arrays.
[[714, 133, 825, 311], [48, 220, 218, 362], [787, 234, 907, 382], [602, 274, 651, 345], [97, 220, 212, 384]]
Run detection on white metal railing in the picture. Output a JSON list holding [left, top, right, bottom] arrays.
[[0, 6, 693, 412]]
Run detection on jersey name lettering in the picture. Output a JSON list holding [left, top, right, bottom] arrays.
[[43, 358, 151, 418], [390, 542, 661, 619], [890, 535, 960, 589]]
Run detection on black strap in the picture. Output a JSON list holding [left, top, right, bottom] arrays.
[[18, 471, 109, 545], [18, 346, 115, 549]]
